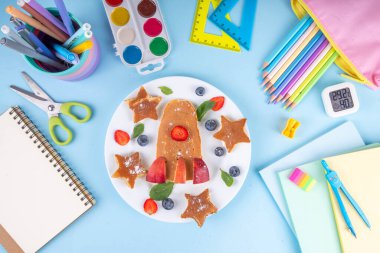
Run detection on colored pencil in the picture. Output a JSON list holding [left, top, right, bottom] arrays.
[[54, 0, 74, 36], [283, 44, 332, 104], [265, 33, 325, 93], [262, 25, 319, 85], [289, 50, 338, 110], [263, 30, 323, 87], [262, 18, 314, 75], [269, 35, 326, 102], [1, 24, 34, 50], [6, 5, 65, 43], [17, 0, 69, 42], [70, 40, 93, 54], [262, 16, 311, 68], [0, 37, 65, 69], [285, 46, 335, 108], [276, 39, 329, 103], [25, 0, 68, 35]]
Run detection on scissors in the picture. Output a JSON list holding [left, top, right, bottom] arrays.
[[321, 160, 371, 237], [10, 71, 92, 146]]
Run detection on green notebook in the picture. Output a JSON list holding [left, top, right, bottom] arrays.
[[278, 144, 379, 253]]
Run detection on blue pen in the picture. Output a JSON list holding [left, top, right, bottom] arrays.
[[270, 34, 325, 100], [17, 25, 58, 61], [263, 15, 311, 68], [52, 43, 79, 65], [264, 18, 314, 74], [271, 32, 324, 91], [321, 160, 371, 238]]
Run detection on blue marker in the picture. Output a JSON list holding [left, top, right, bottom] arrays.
[[52, 43, 79, 65]]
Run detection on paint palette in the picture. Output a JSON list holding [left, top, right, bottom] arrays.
[[102, 0, 171, 75]]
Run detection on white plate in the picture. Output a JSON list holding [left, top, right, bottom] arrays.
[[104, 76, 251, 223]]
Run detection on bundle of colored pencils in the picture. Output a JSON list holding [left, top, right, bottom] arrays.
[[1, 0, 93, 71], [261, 16, 338, 110]]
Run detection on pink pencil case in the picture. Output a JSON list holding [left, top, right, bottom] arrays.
[[291, 0, 380, 89]]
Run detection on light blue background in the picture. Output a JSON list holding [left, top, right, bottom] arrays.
[[1, 0, 380, 252]]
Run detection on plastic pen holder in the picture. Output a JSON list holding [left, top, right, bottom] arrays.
[[24, 8, 99, 81]]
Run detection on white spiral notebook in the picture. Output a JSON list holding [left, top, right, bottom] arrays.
[[0, 107, 95, 253]]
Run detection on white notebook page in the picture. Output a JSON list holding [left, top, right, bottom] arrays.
[[0, 108, 93, 253]]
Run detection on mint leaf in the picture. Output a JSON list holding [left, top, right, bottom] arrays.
[[221, 169, 233, 187], [196, 100, 216, 121], [158, 86, 173, 95], [149, 182, 174, 200], [132, 123, 144, 138]]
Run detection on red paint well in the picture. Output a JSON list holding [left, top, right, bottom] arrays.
[[143, 18, 162, 37]]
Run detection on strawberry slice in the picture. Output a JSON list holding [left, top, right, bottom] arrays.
[[193, 158, 210, 184], [210, 96, 225, 111], [171, 126, 189, 142], [143, 198, 158, 215], [146, 157, 166, 183], [114, 130, 130, 146], [174, 157, 186, 183]]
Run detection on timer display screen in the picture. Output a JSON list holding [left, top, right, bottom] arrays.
[[329, 88, 354, 112]]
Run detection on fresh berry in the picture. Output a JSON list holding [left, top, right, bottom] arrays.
[[171, 126, 189, 142], [162, 198, 174, 210], [210, 96, 225, 111], [144, 198, 158, 215], [137, 134, 149, 146], [114, 130, 130, 146], [195, 87, 205, 96], [146, 157, 166, 183], [174, 157, 186, 183], [193, 158, 210, 184], [229, 166, 240, 177], [205, 119, 218, 131], [214, 147, 225, 157]]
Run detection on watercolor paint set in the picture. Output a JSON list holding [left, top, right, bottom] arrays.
[[102, 0, 171, 75]]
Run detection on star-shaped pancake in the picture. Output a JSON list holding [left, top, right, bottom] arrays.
[[181, 189, 218, 227], [126, 86, 162, 123], [112, 152, 146, 189], [213, 116, 250, 153]]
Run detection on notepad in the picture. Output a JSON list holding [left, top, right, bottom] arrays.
[[0, 107, 95, 253], [325, 147, 380, 253], [259, 122, 364, 230], [278, 144, 379, 253]]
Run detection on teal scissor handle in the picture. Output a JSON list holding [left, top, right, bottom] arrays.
[[48, 116, 73, 146], [60, 102, 92, 123]]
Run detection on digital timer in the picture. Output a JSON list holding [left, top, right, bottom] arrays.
[[322, 82, 359, 118]]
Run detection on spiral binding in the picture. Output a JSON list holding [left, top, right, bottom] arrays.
[[8, 107, 95, 206]]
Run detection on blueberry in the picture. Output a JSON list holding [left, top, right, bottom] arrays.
[[162, 198, 174, 210], [205, 119, 218, 131], [214, 147, 225, 157], [137, 135, 149, 146], [195, 87, 205, 96], [229, 166, 240, 177]]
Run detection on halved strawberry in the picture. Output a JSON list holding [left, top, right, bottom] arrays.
[[171, 126, 189, 142], [193, 158, 210, 184], [210, 96, 225, 111], [114, 130, 130, 146], [174, 157, 186, 183], [146, 157, 166, 183], [143, 198, 158, 215]]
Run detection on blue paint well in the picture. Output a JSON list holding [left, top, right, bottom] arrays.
[[123, 45, 142, 65]]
